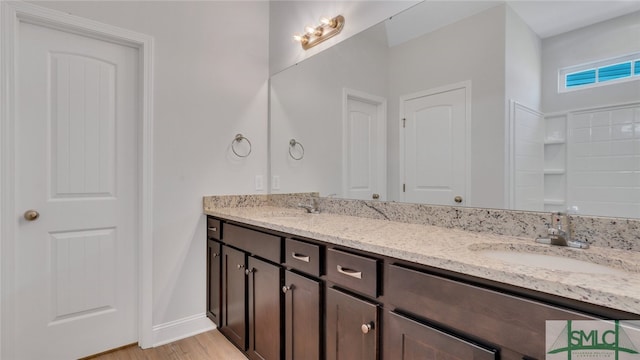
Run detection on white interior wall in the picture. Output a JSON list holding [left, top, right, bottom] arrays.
[[387, 5, 507, 208], [505, 6, 543, 211], [269, 0, 419, 76], [505, 6, 541, 112], [31, 0, 270, 335]]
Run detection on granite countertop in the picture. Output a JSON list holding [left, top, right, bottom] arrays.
[[204, 205, 640, 315]]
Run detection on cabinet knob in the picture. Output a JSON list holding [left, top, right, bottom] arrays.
[[372, 193, 380, 200], [282, 285, 295, 293], [361, 322, 374, 334], [245, 268, 254, 275], [212, 253, 219, 258], [454, 196, 463, 203], [237, 264, 245, 270]]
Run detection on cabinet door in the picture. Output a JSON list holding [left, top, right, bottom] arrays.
[[207, 240, 222, 326], [326, 287, 378, 360], [221, 245, 247, 351], [384, 311, 497, 360], [247, 257, 283, 360], [284, 270, 321, 360]]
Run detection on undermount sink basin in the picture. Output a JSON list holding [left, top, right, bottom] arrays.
[[478, 250, 627, 275], [258, 210, 310, 220]]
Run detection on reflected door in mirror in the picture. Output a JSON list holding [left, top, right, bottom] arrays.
[[402, 84, 468, 206], [344, 90, 387, 201]]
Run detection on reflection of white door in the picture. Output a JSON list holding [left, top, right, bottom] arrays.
[[400, 83, 469, 206], [14, 19, 139, 359], [343, 89, 387, 200]]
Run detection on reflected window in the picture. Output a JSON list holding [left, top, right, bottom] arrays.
[[559, 53, 640, 92]]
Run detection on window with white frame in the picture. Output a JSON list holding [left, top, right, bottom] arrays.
[[559, 52, 640, 92]]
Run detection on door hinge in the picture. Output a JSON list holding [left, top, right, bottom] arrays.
[[402, 118, 406, 128], [403, 183, 406, 192]]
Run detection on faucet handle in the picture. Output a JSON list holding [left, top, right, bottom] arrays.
[[551, 212, 565, 229]]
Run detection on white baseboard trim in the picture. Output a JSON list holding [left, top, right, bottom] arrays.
[[151, 313, 216, 347]]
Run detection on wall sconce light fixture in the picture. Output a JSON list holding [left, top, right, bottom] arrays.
[[293, 15, 345, 50]]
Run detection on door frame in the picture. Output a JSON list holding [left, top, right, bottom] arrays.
[[0, 2, 155, 357], [342, 88, 387, 200], [399, 81, 471, 205]]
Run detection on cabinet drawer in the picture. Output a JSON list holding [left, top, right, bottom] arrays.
[[284, 238, 321, 277], [326, 248, 378, 298], [386, 264, 598, 358], [224, 224, 282, 263], [207, 217, 222, 240]]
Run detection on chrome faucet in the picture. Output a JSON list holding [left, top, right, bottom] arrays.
[[298, 198, 319, 214], [536, 212, 589, 249]]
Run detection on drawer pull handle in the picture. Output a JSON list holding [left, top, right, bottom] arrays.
[[361, 322, 374, 334], [337, 265, 362, 279], [282, 284, 295, 293], [208, 227, 217, 232], [291, 252, 310, 263]]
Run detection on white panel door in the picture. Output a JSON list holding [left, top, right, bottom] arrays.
[[343, 91, 387, 200], [402, 86, 467, 206], [15, 20, 139, 359]]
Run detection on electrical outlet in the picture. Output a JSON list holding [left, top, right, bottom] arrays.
[[255, 175, 263, 191], [272, 175, 280, 190]]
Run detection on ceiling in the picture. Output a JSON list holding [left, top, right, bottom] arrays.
[[509, 0, 640, 38], [386, 0, 640, 47]]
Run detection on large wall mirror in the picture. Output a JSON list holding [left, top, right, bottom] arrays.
[[270, 1, 640, 219]]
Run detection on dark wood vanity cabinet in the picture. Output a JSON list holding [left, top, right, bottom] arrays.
[[247, 256, 282, 360], [217, 223, 284, 360], [325, 248, 380, 360], [384, 263, 608, 359], [283, 270, 322, 360], [283, 238, 323, 360], [206, 216, 638, 360], [206, 217, 222, 326], [326, 287, 378, 360], [384, 311, 497, 360], [220, 245, 247, 350], [206, 239, 222, 326]]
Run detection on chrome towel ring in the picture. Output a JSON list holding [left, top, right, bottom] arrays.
[[231, 134, 252, 158], [289, 139, 304, 160]]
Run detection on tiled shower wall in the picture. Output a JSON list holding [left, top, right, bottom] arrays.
[[567, 103, 640, 218]]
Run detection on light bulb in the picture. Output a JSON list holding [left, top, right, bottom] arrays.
[[320, 16, 337, 28], [305, 26, 315, 35]]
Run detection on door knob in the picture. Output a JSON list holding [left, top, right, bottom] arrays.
[[23, 210, 40, 221], [454, 196, 463, 203]]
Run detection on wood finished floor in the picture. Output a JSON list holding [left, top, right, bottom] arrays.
[[85, 330, 248, 360]]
